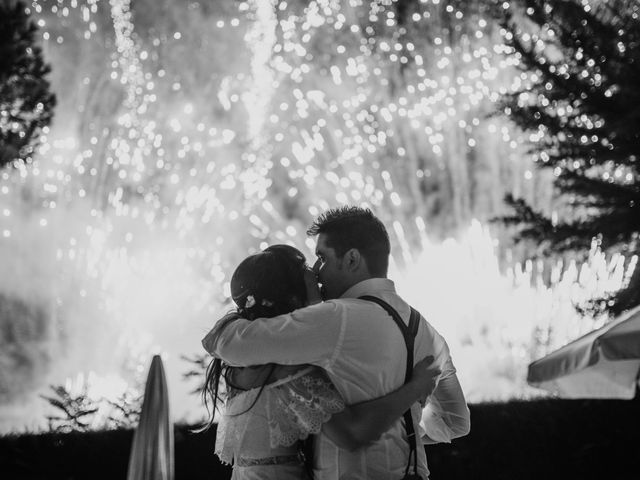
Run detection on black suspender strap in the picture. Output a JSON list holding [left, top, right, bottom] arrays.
[[359, 295, 421, 478]]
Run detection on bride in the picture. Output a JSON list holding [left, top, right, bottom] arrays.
[[202, 244, 439, 479]]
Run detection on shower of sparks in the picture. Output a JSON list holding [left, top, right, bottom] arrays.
[[0, 0, 636, 430], [394, 222, 637, 400]]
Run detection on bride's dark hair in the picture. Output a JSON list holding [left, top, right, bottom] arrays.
[[202, 244, 308, 429], [230, 243, 308, 320]]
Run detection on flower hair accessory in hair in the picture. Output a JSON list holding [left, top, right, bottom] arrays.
[[244, 295, 256, 309]]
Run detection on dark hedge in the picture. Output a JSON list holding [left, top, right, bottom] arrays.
[[2, 398, 639, 479]]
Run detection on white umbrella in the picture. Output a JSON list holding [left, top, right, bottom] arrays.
[[527, 305, 640, 399], [127, 354, 174, 480]]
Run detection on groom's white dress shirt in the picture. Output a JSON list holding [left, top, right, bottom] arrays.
[[203, 278, 470, 480]]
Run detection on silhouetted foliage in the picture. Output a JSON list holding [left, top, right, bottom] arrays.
[[0, 0, 56, 168], [40, 382, 142, 432], [181, 353, 209, 396], [40, 384, 99, 433], [497, 0, 640, 315], [0, 292, 50, 403]]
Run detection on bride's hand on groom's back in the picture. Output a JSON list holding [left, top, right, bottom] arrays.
[[411, 355, 441, 406]]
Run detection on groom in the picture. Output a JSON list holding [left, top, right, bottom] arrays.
[[204, 206, 470, 479]]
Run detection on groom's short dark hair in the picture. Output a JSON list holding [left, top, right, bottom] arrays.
[[307, 206, 390, 276]]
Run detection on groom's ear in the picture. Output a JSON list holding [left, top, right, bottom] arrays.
[[343, 248, 362, 272]]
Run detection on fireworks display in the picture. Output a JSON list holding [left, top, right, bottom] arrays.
[[0, 0, 635, 432]]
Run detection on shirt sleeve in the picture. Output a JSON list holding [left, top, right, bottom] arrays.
[[419, 355, 471, 444], [202, 301, 346, 369]]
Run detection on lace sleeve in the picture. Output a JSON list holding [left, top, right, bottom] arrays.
[[266, 368, 345, 448]]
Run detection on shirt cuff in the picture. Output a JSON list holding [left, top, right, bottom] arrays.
[[420, 405, 453, 443]]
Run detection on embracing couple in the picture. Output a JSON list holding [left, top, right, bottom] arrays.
[[202, 206, 470, 480]]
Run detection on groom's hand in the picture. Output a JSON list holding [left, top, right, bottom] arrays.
[[411, 355, 441, 406]]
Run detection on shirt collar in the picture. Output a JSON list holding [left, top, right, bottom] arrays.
[[340, 277, 396, 299]]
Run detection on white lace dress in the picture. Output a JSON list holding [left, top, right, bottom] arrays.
[[215, 365, 345, 480]]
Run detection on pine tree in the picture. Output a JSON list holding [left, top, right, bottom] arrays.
[[0, 0, 56, 168], [498, 0, 640, 315]]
